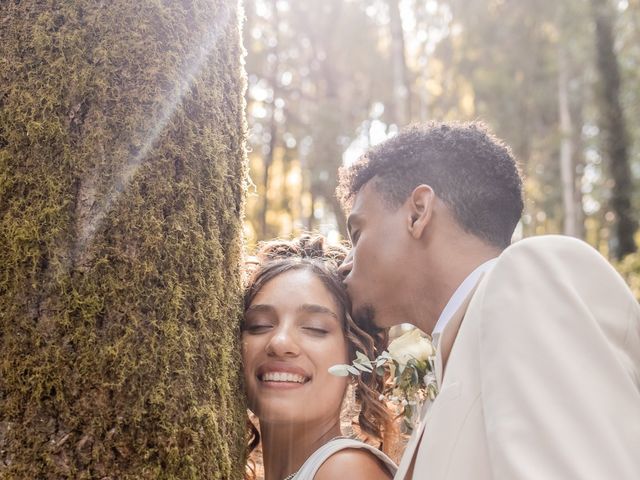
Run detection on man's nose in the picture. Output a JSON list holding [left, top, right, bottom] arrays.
[[265, 325, 300, 357], [338, 251, 353, 281]]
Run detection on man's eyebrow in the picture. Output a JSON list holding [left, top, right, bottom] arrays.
[[297, 304, 338, 319]]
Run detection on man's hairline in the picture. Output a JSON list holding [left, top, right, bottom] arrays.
[[348, 177, 512, 251], [348, 176, 405, 214]]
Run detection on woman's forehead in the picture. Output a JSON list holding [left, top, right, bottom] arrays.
[[251, 269, 340, 312]]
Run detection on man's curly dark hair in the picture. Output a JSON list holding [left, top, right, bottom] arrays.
[[337, 122, 524, 249]]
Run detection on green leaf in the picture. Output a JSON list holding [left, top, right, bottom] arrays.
[[353, 362, 372, 372], [328, 364, 351, 377], [375, 356, 389, 367], [379, 351, 392, 360], [355, 351, 371, 363]]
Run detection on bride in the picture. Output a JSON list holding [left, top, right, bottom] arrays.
[[242, 235, 398, 480]]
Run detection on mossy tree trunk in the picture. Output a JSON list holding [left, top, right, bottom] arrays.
[[0, 1, 247, 478]]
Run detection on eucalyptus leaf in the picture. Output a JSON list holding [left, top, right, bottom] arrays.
[[328, 364, 351, 377], [355, 351, 371, 362], [354, 362, 372, 372], [375, 357, 389, 367]]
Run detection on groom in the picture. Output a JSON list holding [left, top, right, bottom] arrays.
[[336, 122, 640, 479]]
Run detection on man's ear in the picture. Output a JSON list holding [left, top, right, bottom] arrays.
[[406, 185, 435, 239]]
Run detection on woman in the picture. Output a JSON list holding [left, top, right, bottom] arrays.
[[242, 235, 397, 480]]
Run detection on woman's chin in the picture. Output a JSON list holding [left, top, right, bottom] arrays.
[[254, 406, 306, 425], [252, 395, 315, 424]]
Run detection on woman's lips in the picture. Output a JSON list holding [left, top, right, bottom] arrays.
[[260, 371, 307, 383], [257, 363, 311, 388]]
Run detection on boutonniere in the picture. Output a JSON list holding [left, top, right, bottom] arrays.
[[329, 329, 438, 430]]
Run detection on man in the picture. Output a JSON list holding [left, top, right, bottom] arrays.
[[336, 122, 640, 479]]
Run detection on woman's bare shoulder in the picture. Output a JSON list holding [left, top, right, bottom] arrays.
[[314, 447, 393, 480]]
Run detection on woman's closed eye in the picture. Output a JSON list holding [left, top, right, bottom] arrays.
[[302, 326, 329, 336], [243, 323, 273, 334]]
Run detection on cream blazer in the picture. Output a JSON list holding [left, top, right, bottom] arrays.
[[395, 235, 640, 480]]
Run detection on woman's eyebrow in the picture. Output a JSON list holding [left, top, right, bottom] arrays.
[[245, 304, 275, 314], [297, 303, 338, 319]]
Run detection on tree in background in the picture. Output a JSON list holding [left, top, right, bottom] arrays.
[[0, 1, 247, 477], [243, 0, 395, 244], [591, 0, 637, 259], [243, 0, 639, 264], [387, 0, 412, 125]]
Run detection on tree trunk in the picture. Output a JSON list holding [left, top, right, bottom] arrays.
[[591, 0, 637, 258], [388, 0, 412, 125], [260, 113, 278, 239], [0, 1, 247, 478], [557, 42, 578, 237], [259, 0, 281, 240], [572, 103, 586, 240]]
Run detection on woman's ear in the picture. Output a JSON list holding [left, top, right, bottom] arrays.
[[407, 185, 435, 239]]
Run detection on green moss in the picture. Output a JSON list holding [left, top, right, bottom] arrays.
[[0, 0, 248, 477]]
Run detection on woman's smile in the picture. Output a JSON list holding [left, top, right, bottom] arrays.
[[257, 362, 311, 388]]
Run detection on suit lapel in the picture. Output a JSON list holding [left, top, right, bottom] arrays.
[[395, 277, 485, 480], [436, 276, 484, 387]]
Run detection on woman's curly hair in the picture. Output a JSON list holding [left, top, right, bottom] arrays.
[[242, 234, 396, 478]]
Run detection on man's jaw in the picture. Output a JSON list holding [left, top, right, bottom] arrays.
[[352, 304, 385, 333]]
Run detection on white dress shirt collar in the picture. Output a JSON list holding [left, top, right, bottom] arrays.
[[432, 258, 498, 338]]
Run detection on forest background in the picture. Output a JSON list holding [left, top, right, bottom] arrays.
[[242, 0, 640, 297], [2, 0, 639, 477]]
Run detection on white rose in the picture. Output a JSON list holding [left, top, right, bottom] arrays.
[[387, 328, 434, 366]]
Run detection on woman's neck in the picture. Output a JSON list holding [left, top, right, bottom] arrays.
[[260, 418, 342, 480]]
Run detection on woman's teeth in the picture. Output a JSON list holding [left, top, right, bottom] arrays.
[[261, 372, 307, 383]]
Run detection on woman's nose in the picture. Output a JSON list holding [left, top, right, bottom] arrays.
[[265, 325, 300, 357]]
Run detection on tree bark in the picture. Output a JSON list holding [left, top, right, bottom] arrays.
[[591, 0, 637, 258], [557, 42, 578, 237], [0, 1, 247, 478]]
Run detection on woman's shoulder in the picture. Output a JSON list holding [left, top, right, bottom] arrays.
[[314, 446, 393, 480], [296, 438, 396, 480]]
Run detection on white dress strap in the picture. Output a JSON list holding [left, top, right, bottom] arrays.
[[292, 438, 397, 480]]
